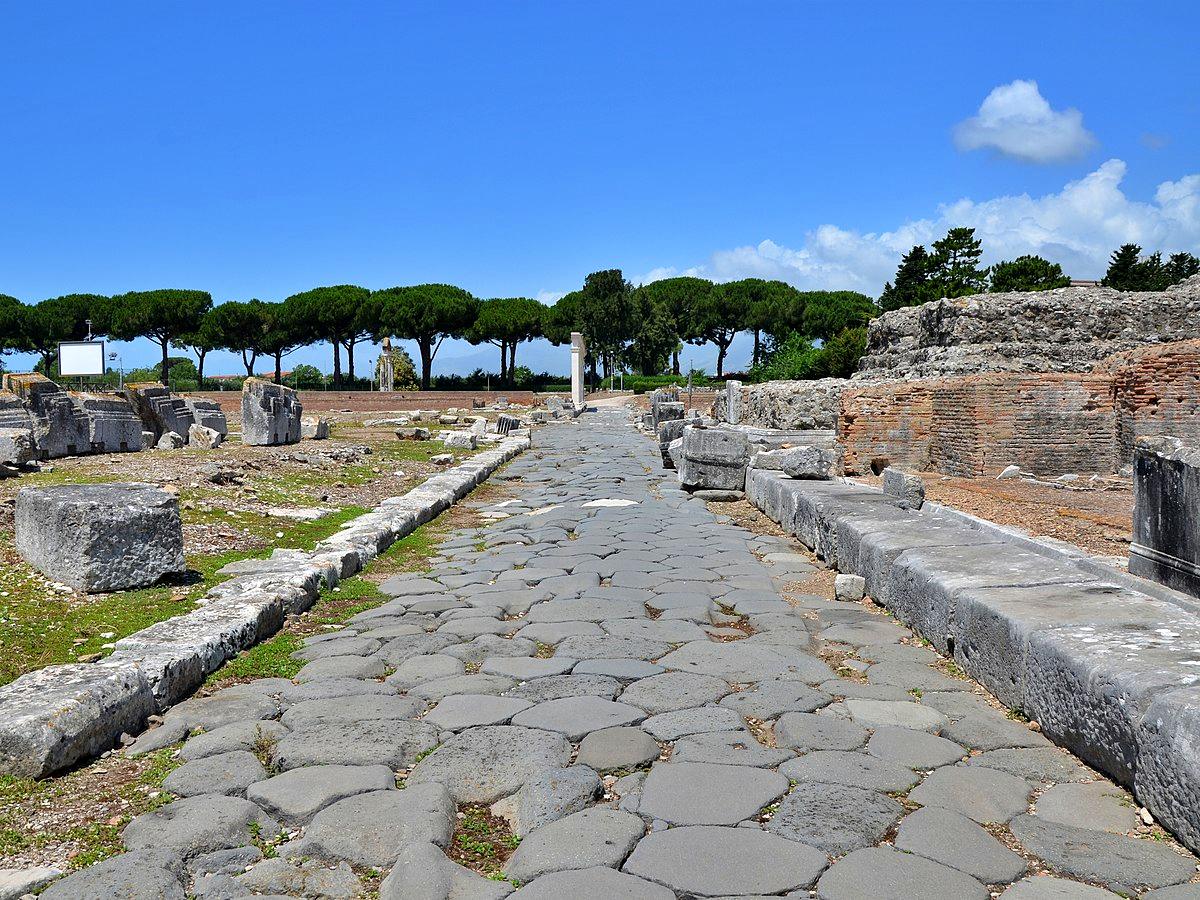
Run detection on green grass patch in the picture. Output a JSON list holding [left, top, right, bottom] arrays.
[[212, 631, 305, 682]]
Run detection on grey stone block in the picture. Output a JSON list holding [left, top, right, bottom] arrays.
[[240, 377, 302, 446], [677, 425, 750, 491], [182, 397, 228, 436], [74, 392, 143, 453], [122, 382, 195, 442], [15, 483, 185, 592], [882, 467, 925, 509], [8, 374, 91, 459], [1130, 437, 1200, 597]]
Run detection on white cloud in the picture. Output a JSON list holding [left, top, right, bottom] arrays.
[[534, 289, 566, 305], [645, 159, 1200, 294], [954, 79, 1097, 163]]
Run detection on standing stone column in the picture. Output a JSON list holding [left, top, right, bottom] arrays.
[[570, 332, 586, 410], [725, 379, 743, 425]]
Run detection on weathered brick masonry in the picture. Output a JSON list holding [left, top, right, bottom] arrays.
[[1099, 339, 1200, 460]]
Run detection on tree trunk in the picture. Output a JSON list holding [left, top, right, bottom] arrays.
[[753, 329, 761, 367], [672, 348, 680, 376], [497, 341, 507, 385], [160, 340, 170, 386], [274, 352, 283, 384], [346, 339, 356, 386], [242, 349, 257, 377], [196, 350, 206, 385], [716, 342, 727, 378], [332, 339, 342, 389], [419, 340, 432, 390], [509, 342, 517, 385]]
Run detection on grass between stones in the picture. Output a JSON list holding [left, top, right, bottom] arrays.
[[448, 805, 521, 884]]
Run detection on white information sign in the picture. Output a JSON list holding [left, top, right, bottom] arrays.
[[58, 341, 106, 377]]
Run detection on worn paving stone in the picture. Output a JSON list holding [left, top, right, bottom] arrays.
[[514, 621, 604, 644], [576, 726, 661, 772], [280, 694, 423, 729], [601, 617, 710, 643], [718, 680, 832, 719], [671, 730, 794, 768], [443, 635, 537, 664], [295, 654, 387, 681], [965, 748, 1093, 783], [385, 654, 465, 690], [622, 825, 827, 896], [424, 694, 534, 731], [641, 706, 746, 741], [866, 660, 973, 692], [235, 856, 362, 897], [940, 714, 1049, 751], [178, 720, 290, 762], [407, 725, 572, 804], [509, 866, 673, 900], [271, 719, 439, 770], [291, 784, 455, 868], [40, 850, 185, 900], [895, 806, 1028, 884], [504, 674, 622, 702], [1009, 814, 1195, 890], [481, 656, 578, 679], [277, 676, 396, 703], [1001, 876, 1124, 898], [842, 698, 949, 732], [1034, 781, 1138, 834], [766, 781, 903, 855], [816, 846, 988, 900], [909, 765, 1032, 823], [780, 751, 917, 792], [123, 795, 279, 859], [379, 840, 514, 899], [161, 750, 268, 798], [573, 659, 665, 680], [511, 697, 646, 741], [409, 673, 516, 702], [618, 671, 731, 715], [865, 725, 966, 769], [491, 765, 602, 835], [775, 712, 868, 751], [637, 761, 788, 825], [658, 641, 832, 683], [556, 635, 672, 661], [246, 764, 396, 825]]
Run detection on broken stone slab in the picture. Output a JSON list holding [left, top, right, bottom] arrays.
[[677, 425, 750, 492], [73, 392, 144, 453], [443, 431, 478, 450], [15, 483, 185, 592], [156, 430, 185, 449], [6, 373, 92, 458], [122, 382, 196, 442], [240, 377, 302, 446], [379, 840, 513, 900], [187, 423, 223, 449], [751, 445, 839, 479], [1130, 436, 1200, 598], [883, 467, 926, 509], [396, 426, 432, 440], [407, 725, 572, 804], [300, 415, 330, 440], [490, 765, 602, 835], [0, 426, 36, 466], [182, 396, 228, 435]]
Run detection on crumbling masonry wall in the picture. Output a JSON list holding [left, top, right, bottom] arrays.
[[1099, 339, 1200, 460]]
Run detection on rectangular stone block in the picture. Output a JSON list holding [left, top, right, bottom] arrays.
[[1129, 437, 1200, 597], [677, 425, 750, 492], [882, 468, 925, 509], [6, 373, 91, 459], [240, 377, 303, 446], [122, 382, 195, 442], [73, 392, 143, 453], [15, 483, 186, 592], [183, 396, 229, 436]]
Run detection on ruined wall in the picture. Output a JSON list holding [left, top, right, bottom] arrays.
[[713, 378, 848, 430], [1098, 340, 1200, 460], [840, 380, 936, 474], [857, 275, 1200, 379]]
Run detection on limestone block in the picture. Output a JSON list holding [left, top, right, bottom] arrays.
[[724, 379, 743, 425], [6, 374, 91, 459], [15, 483, 186, 592], [73, 392, 143, 453], [496, 414, 522, 436], [443, 432, 477, 450], [241, 378, 303, 446], [752, 446, 839, 479], [882, 468, 925, 509], [188, 424, 224, 449], [122, 383, 195, 442], [183, 397, 229, 436], [0, 427, 36, 466], [301, 416, 330, 440], [396, 427, 431, 441], [1129, 436, 1200, 597], [653, 401, 684, 428], [677, 426, 750, 492], [157, 431, 185, 449]]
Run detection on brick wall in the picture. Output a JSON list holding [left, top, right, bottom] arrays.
[[840, 381, 936, 474], [1098, 340, 1200, 459]]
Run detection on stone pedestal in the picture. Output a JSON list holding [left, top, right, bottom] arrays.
[[1130, 437, 1200, 597], [570, 332, 586, 410], [15, 483, 185, 592]]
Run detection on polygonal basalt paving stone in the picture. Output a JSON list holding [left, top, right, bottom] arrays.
[[573, 659, 665, 680], [576, 726, 661, 773], [1009, 814, 1196, 890], [908, 766, 1032, 824], [504, 674, 622, 703], [246, 764, 396, 825], [504, 809, 646, 883], [295, 654, 387, 681], [816, 846, 988, 900], [291, 635, 380, 661], [436, 617, 514, 639], [279, 695, 424, 729], [481, 656, 579, 679], [866, 660, 973, 692], [379, 575, 446, 596], [40, 849, 185, 900], [637, 762, 788, 825], [780, 751, 917, 793], [640, 706, 746, 741], [409, 673, 516, 702], [424, 694, 534, 731], [443, 635, 538, 664], [378, 840, 514, 900], [618, 671, 731, 716], [235, 856, 362, 897], [162, 750, 268, 798], [775, 712, 868, 752], [601, 617, 710, 643], [491, 765, 602, 835], [511, 697, 646, 741], [407, 725, 572, 804], [123, 795, 280, 859], [515, 621, 604, 644], [820, 680, 915, 703], [865, 725, 966, 770], [525, 599, 646, 623], [965, 748, 1092, 783], [278, 676, 397, 703], [1034, 781, 1138, 834], [271, 719, 439, 770], [841, 698, 949, 732], [895, 807, 1028, 885], [385, 653, 465, 690], [658, 641, 832, 683], [179, 720, 290, 762], [671, 731, 794, 768], [1001, 876, 1124, 898], [375, 632, 461, 666], [622, 825, 827, 897], [941, 714, 1051, 751], [165, 689, 280, 732], [556, 635, 672, 661], [766, 781, 903, 855], [718, 680, 832, 719], [509, 866, 673, 899], [289, 784, 455, 868]]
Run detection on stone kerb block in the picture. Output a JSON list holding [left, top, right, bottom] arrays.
[[301, 416, 330, 440], [677, 425, 750, 492], [1130, 436, 1200, 597], [15, 483, 186, 592], [122, 383, 195, 443], [183, 397, 229, 436], [751, 446, 839, 480], [241, 377, 303, 446], [882, 467, 925, 509]]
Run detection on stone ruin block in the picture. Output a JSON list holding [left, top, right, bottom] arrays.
[[1130, 436, 1200, 597], [750, 446, 839, 479], [15, 483, 185, 592], [182, 397, 229, 436], [653, 401, 684, 429], [73, 392, 143, 453], [396, 426, 431, 441], [496, 414, 522, 436], [0, 392, 36, 467], [882, 467, 925, 509], [442, 431, 477, 450], [241, 377, 303, 446], [187, 423, 223, 449], [122, 383, 195, 443], [4, 373, 91, 459], [300, 416, 330, 440], [677, 425, 750, 492]]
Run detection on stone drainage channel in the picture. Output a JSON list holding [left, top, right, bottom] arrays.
[[28, 408, 1200, 899]]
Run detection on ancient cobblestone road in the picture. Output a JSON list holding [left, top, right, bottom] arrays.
[[45, 409, 1200, 899]]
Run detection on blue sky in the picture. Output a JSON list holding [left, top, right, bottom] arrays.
[[1, 1, 1197, 378]]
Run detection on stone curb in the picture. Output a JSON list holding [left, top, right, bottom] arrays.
[[0, 436, 529, 779], [745, 467, 1200, 855]]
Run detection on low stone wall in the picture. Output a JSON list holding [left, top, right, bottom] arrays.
[[713, 378, 847, 431], [745, 469, 1200, 854], [0, 434, 530, 778]]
